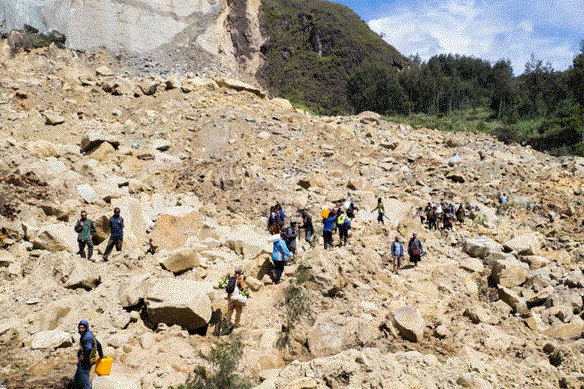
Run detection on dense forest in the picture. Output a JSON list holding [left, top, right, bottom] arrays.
[[346, 43, 584, 155]]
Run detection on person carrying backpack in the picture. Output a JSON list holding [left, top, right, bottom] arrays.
[[322, 211, 337, 249], [282, 221, 298, 255], [299, 209, 314, 247], [272, 234, 292, 284], [408, 233, 424, 266], [226, 268, 247, 328], [391, 236, 404, 274], [73, 320, 103, 389]]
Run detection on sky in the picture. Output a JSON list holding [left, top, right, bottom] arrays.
[[334, 0, 583, 73]]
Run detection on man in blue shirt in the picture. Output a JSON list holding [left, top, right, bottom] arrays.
[[102, 207, 124, 261], [391, 236, 404, 274]]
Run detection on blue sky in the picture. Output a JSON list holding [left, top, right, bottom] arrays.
[[334, 0, 583, 73]]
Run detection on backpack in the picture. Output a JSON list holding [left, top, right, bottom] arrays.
[[226, 276, 237, 295], [89, 338, 104, 364]]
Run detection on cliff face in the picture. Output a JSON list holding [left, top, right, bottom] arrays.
[[0, 0, 267, 74], [0, 0, 223, 52]]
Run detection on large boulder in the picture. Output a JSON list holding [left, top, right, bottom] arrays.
[[33, 224, 78, 253], [391, 306, 425, 342], [0, 250, 15, 266], [65, 260, 101, 290], [223, 226, 272, 260], [111, 196, 152, 249], [308, 314, 374, 358], [504, 233, 541, 256], [36, 297, 77, 331], [150, 211, 202, 251], [545, 316, 584, 339], [159, 248, 201, 273], [31, 330, 73, 349], [145, 279, 213, 331], [463, 237, 502, 259], [118, 274, 151, 307], [491, 259, 530, 287]]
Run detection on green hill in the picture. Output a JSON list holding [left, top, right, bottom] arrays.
[[258, 0, 410, 115]]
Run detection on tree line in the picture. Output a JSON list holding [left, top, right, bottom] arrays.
[[346, 44, 584, 151]]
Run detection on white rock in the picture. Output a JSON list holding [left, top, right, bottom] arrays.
[[504, 233, 541, 255], [0, 250, 16, 266], [76, 184, 97, 203], [463, 237, 502, 259], [31, 330, 73, 349], [93, 374, 141, 389]]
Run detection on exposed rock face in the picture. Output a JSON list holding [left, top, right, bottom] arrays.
[[0, 1, 222, 52]]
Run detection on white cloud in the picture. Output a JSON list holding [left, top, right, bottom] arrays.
[[368, 0, 583, 73]]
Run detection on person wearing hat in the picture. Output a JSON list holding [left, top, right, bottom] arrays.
[[73, 320, 100, 389]]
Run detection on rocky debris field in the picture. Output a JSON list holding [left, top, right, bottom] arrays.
[[2, 43, 584, 389]]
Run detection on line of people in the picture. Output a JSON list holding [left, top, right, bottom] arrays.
[[421, 201, 465, 231]]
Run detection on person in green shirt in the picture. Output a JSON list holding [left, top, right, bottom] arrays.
[[74, 210, 96, 260]]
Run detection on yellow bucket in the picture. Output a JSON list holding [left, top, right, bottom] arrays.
[[95, 356, 112, 376], [321, 209, 330, 218]]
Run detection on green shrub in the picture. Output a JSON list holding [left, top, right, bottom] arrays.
[[276, 285, 312, 349], [173, 335, 251, 389]]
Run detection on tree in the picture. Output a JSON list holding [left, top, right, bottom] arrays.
[[346, 66, 406, 114]]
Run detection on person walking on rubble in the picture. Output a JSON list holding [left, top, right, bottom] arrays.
[[299, 209, 314, 247], [391, 236, 404, 274], [408, 233, 424, 267], [102, 207, 124, 261], [372, 198, 385, 224], [72, 320, 103, 389], [226, 268, 247, 329], [75, 211, 96, 260], [271, 233, 292, 284]]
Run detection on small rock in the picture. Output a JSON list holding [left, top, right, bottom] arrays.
[[44, 112, 65, 125], [95, 66, 114, 77]]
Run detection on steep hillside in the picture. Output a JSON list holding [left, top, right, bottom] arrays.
[[258, 0, 410, 114], [2, 44, 584, 389]]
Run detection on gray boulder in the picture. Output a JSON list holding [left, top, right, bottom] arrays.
[[504, 233, 541, 255], [33, 224, 77, 253], [145, 279, 213, 331], [391, 306, 425, 342], [463, 237, 502, 259]]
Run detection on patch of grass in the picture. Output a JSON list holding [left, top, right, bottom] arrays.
[[173, 335, 251, 389]]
